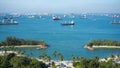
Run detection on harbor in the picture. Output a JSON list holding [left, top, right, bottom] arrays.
[[0, 0, 120, 67], [0, 13, 120, 60]]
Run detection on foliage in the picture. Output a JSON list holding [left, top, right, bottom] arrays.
[[1, 51, 120, 68], [0, 36, 47, 46], [53, 51, 57, 60], [0, 53, 48, 68], [72, 56, 120, 68], [52, 62, 56, 68], [87, 39, 120, 47], [39, 51, 51, 62], [58, 53, 63, 61]]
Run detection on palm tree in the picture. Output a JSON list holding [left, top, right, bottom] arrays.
[[2, 42, 7, 53], [57, 53, 63, 66], [110, 54, 114, 59], [46, 56, 51, 62], [53, 51, 57, 60], [58, 53, 63, 61], [29, 49, 33, 57], [93, 56, 99, 61], [30, 52, 33, 57], [39, 51, 47, 60], [104, 57, 107, 61], [75, 56, 79, 61], [71, 54, 75, 62], [39, 51, 51, 62], [116, 54, 120, 59], [11, 46, 15, 51], [79, 56, 84, 60]]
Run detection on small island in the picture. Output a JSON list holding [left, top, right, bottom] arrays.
[[84, 39, 120, 50], [0, 36, 48, 49]]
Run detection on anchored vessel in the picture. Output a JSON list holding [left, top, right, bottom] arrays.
[[0, 17, 18, 25], [110, 20, 120, 24], [80, 15, 87, 19], [52, 16, 61, 20], [61, 20, 75, 26]]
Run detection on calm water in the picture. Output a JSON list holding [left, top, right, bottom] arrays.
[[0, 14, 120, 60]]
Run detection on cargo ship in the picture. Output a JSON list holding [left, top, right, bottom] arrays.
[[61, 20, 75, 26], [0, 17, 18, 25], [110, 20, 120, 24]]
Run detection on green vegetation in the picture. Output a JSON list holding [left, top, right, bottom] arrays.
[[72, 56, 120, 68], [86, 39, 120, 47], [1, 37, 120, 68], [57, 53, 63, 61], [39, 51, 64, 62], [39, 52, 51, 62], [51, 62, 57, 68], [53, 51, 57, 60], [52, 51, 64, 61], [0, 36, 47, 47], [0, 50, 120, 68], [0, 53, 48, 68]]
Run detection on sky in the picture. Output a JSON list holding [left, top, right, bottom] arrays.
[[0, 0, 120, 14]]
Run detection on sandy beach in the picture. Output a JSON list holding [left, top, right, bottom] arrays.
[[84, 45, 94, 50], [85, 45, 120, 50], [93, 46, 120, 48], [0, 45, 47, 49]]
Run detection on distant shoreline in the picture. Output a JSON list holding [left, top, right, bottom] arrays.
[[85, 39, 120, 50], [84, 45, 120, 50], [0, 36, 48, 50], [0, 45, 47, 49]]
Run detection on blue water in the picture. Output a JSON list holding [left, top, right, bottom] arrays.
[[0, 14, 120, 60]]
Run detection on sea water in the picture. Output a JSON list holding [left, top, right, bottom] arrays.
[[0, 14, 120, 60]]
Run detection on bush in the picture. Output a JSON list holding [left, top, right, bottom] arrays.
[[87, 40, 120, 47]]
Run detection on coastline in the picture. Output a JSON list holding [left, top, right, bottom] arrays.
[[93, 46, 120, 48], [84, 45, 93, 50], [0, 45, 47, 49], [0, 51, 25, 57], [84, 45, 120, 50], [0, 51, 120, 68]]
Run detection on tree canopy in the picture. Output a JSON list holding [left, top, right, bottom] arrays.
[[0, 53, 48, 68], [0, 36, 47, 47], [86, 39, 120, 47]]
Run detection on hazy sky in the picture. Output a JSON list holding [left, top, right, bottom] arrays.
[[0, 0, 120, 13]]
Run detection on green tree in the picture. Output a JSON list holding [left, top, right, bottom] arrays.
[[53, 51, 57, 60], [52, 62, 56, 68], [71, 54, 76, 62], [39, 51, 51, 62], [58, 53, 63, 61], [39, 51, 47, 60], [46, 56, 51, 62]]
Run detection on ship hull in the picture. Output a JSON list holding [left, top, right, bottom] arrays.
[[0, 23, 18, 25], [61, 23, 74, 26]]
